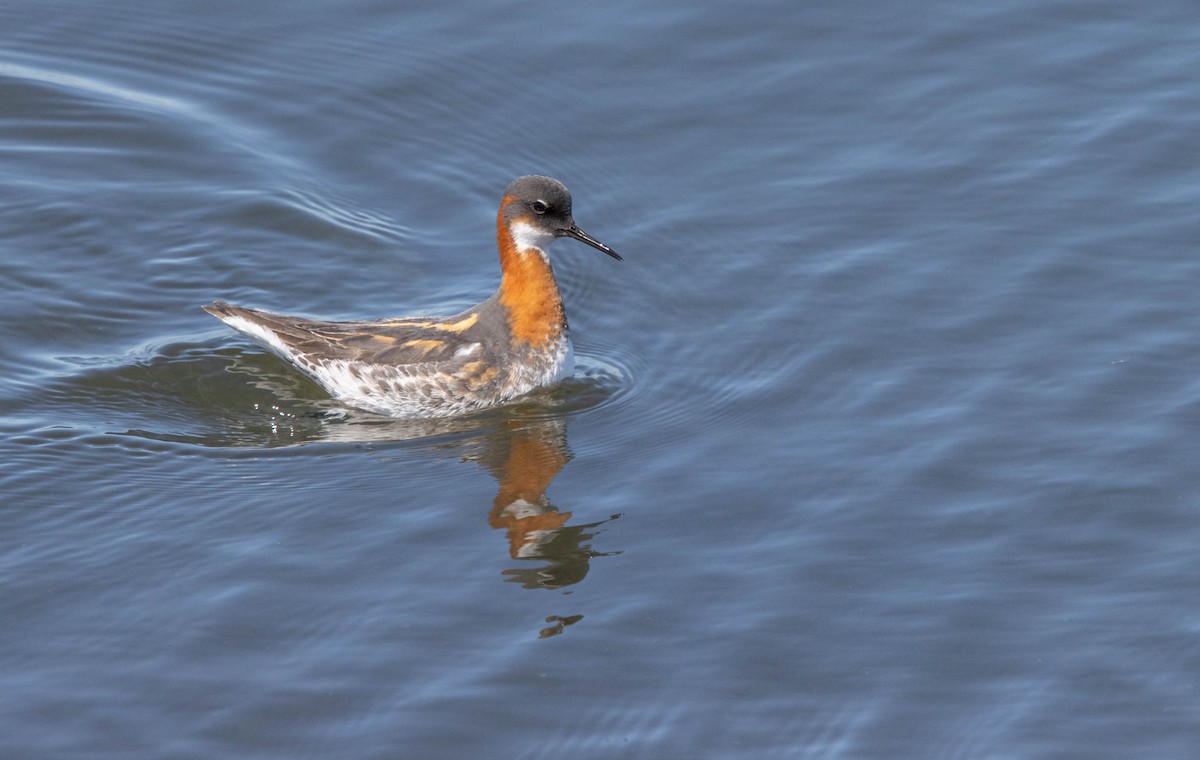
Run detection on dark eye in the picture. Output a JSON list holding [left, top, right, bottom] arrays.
[[531, 200, 549, 215]]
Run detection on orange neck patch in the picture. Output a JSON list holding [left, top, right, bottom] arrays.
[[497, 200, 565, 347]]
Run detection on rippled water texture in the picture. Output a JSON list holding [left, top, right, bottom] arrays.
[[3, 1, 1200, 757]]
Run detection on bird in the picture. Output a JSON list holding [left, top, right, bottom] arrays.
[[204, 175, 621, 419]]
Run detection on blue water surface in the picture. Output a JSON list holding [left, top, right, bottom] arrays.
[[2, 1, 1199, 757]]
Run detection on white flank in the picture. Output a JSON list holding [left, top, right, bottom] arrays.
[[222, 315, 299, 363], [552, 338, 575, 383]]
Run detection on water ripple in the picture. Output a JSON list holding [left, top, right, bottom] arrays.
[[5, 335, 636, 455]]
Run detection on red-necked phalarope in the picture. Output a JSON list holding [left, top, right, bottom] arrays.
[[204, 175, 621, 418]]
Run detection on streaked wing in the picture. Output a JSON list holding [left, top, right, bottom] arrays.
[[203, 301, 484, 367]]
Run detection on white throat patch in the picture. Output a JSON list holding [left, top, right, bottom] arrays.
[[510, 221, 556, 255]]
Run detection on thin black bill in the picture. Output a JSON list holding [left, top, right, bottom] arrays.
[[564, 225, 622, 261]]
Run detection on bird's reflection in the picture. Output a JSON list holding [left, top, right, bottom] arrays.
[[127, 349, 620, 635], [318, 412, 620, 636], [473, 416, 618, 591]]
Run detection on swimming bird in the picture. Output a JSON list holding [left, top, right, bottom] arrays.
[[204, 175, 621, 418]]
